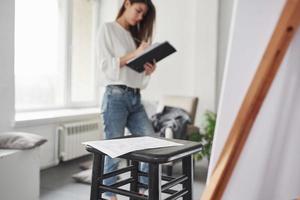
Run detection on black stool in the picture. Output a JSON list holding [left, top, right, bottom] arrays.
[[86, 137, 202, 200]]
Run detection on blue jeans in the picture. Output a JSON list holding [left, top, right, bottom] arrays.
[[101, 85, 155, 197]]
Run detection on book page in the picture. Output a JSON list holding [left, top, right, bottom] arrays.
[[83, 136, 183, 158]]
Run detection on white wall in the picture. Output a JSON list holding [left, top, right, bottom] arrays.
[[216, 0, 235, 107], [0, 0, 15, 133], [193, 0, 219, 122], [98, 0, 121, 22], [209, 0, 300, 199]]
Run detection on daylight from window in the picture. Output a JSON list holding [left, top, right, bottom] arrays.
[[15, 0, 62, 111], [15, 0, 98, 111]]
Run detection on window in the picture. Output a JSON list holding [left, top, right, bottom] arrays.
[[15, 0, 100, 111]]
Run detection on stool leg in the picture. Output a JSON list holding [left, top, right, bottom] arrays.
[[148, 163, 162, 200], [166, 164, 173, 176], [130, 160, 139, 200], [182, 155, 193, 200], [90, 153, 104, 200]]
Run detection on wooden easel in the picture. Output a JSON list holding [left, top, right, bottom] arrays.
[[201, 0, 300, 199]]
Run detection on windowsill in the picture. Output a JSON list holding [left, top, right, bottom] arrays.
[[0, 149, 20, 158], [14, 107, 100, 128]]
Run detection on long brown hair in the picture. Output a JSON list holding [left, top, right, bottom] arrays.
[[117, 0, 156, 47]]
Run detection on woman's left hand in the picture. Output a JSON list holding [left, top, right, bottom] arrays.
[[144, 60, 156, 75]]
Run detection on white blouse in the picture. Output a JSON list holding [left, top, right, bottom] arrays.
[[96, 21, 150, 89]]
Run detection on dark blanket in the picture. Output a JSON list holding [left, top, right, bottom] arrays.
[[151, 106, 191, 139]]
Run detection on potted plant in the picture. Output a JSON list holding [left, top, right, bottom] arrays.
[[188, 110, 216, 161]]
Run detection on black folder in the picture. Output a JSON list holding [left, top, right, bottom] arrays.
[[126, 41, 177, 73]]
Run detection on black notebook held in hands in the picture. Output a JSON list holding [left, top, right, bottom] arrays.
[[126, 41, 177, 73]]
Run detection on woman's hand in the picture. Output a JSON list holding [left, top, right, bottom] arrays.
[[120, 41, 149, 67], [135, 41, 150, 57], [144, 60, 156, 75]]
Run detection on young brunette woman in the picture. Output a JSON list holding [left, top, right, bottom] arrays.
[[96, 0, 156, 199]]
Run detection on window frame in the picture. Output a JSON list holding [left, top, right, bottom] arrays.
[[15, 0, 100, 113], [65, 0, 100, 109]]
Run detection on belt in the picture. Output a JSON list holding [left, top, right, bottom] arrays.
[[111, 85, 140, 94]]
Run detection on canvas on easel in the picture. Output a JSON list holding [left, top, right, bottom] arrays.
[[201, 0, 300, 199]]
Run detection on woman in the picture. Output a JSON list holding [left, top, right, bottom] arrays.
[[96, 0, 156, 199]]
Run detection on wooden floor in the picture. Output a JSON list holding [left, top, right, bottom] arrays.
[[40, 155, 208, 200]]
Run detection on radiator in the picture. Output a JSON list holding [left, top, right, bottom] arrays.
[[57, 119, 102, 161]]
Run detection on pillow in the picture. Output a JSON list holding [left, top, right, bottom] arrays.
[[72, 169, 92, 184], [0, 132, 47, 149]]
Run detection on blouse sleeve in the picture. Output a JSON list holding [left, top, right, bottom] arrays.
[[96, 24, 120, 81]]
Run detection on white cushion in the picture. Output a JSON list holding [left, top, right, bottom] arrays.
[[0, 132, 47, 149], [157, 95, 198, 120]]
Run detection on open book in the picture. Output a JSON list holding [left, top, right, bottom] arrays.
[[126, 41, 177, 73]]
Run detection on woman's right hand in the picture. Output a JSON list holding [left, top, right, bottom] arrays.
[[134, 41, 150, 57], [120, 41, 149, 67]]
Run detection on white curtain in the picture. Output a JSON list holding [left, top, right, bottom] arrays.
[[208, 0, 300, 199]]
